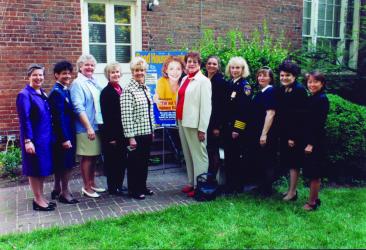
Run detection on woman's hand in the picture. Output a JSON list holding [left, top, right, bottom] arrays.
[[288, 139, 295, 147], [198, 131, 206, 141], [62, 140, 72, 149], [305, 144, 313, 154], [232, 132, 239, 139], [87, 127, 96, 140], [129, 137, 137, 149], [213, 129, 220, 137], [109, 140, 117, 145], [25, 141, 36, 154], [260, 134, 267, 146]]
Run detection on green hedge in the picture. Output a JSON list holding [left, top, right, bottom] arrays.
[[326, 94, 366, 182]]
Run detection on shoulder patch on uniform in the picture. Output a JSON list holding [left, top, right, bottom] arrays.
[[244, 85, 252, 96]]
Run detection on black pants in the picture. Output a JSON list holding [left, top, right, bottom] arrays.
[[103, 139, 127, 192], [223, 129, 246, 192], [127, 134, 152, 195]]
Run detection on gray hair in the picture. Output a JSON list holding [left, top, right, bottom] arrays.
[[104, 62, 122, 80], [27, 64, 45, 77], [130, 56, 148, 71], [76, 54, 97, 73], [225, 56, 250, 78]]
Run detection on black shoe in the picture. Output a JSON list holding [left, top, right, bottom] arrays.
[[315, 198, 321, 206], [143, 188, 154, 196], [48, 201, 57, 208], [109, 189, 125, 196], [51, 190, 60, 200], [33, 200, 55, 211], [283, 190, 298, 201], [129, 193, 145, 200], [59, 195, 79, 204]]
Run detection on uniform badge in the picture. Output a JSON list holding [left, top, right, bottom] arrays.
[[231, 91, 237, 99], [244, 85, 252, 96]]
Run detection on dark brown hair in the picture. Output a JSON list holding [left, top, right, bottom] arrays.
[[184, 52, 201, 65]]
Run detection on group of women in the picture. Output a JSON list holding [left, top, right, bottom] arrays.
[[177, 53, 329, 212], [16, 51, 329, 212]]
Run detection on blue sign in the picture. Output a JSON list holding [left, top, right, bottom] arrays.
[[135, 51, 186, 127]]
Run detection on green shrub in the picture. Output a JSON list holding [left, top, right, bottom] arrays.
[[193, 22, 289, 84], [326, 94, 366, 182], [0, 146, 22, 179]]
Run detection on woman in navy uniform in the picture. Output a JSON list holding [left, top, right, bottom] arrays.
[[223, 56, 252, 194], [100, 62, 127, 196], [249, 67, 277, 196], [303, 71, 329, 211], [49, 61, 78, 204], [205, 55, 227, 179], [276, 60, 308, 201]]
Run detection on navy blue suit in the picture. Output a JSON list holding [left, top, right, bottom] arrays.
[[48, 82, 76, 170]]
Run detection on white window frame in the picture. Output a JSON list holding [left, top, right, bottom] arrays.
[[81, 0, 142, 77], [302, 0, 360, 69]]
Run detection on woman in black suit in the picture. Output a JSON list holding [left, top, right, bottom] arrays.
[[276, 60, 307, 201], [205, 55, 227, 180], [303, 71, 329, 211], [100, 62, 127, 196]]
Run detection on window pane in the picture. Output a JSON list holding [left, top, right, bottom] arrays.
[[115, 6, 131, 24], [334, 0, 341, 5], [319, 0, 326, 4], [318, 20, 325, 36], [304, 1, 312, 18], [302, 19, 311, 35], [327, 0, 334, 4], [115, 25, 131, 43], [88, 3, 105, 22], [89, 24, 106, 43], [318, 3, 326, 19], [325, 21, 333, 36], [116, 45, 131, 63], [90, 45, 107, 63], [326, 5, 334, 20]]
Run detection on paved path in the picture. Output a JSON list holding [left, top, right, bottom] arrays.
[[0, 167, 195, 235]]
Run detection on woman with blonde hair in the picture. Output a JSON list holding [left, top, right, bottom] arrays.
[[121, 57, 155, 200], [223, 56, 252, 195], [70, 54, 105, 198]]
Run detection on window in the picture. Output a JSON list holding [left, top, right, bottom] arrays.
[[82, 0, 142, 78], [302, 0, 360, 69]]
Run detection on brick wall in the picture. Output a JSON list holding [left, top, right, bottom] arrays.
[[0, 0, 82, 141], [141, 0, 303, 51]]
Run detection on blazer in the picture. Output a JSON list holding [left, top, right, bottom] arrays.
[[178, 71, 212, 133], [48, 82, 75, 144], [100, 83, 124, 143], [121, 78, 155, 138], [208, 72, 227, 131]]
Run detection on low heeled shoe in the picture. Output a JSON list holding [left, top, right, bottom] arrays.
[[82, 188, 100, 198], [59, 195, 79, 204], [91, 186, 106, 193], [33, 200, 55, 211]]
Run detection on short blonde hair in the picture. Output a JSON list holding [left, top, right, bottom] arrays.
[[225, 56, 250, 78], [76, 54, 97, 73], [104, 62, 122, 81], [130, 57, 148, 71]]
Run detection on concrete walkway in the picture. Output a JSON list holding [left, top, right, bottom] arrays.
[[0, 167, 195, 235]]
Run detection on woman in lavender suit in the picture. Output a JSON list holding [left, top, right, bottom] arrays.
[[16, 64, 55, 211]]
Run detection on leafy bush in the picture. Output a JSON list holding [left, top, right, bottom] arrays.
[[326, 94, 366, 182], [0, 146, 22, 179], [193, 22, 289, 84]]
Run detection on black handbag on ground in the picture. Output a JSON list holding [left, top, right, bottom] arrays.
[[194, 173, 219, 202]]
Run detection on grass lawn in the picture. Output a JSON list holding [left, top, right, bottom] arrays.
[[0, 186, 365, 249]]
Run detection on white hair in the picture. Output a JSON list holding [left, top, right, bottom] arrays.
[[76, 54, 97, 72]]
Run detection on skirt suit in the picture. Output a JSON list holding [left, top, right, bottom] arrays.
[[16, 85, 53, 177], [276, 82, 308, 173], [48, 82, 76, 170], [303, 91, 329, 179]]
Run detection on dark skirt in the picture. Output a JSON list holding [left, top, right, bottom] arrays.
[[52, 142, 76, 170], [279, 138, 305, 171], [303, 142, 327, 179]]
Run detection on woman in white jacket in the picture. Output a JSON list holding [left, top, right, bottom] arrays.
[[177, 52, 212, 197]]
